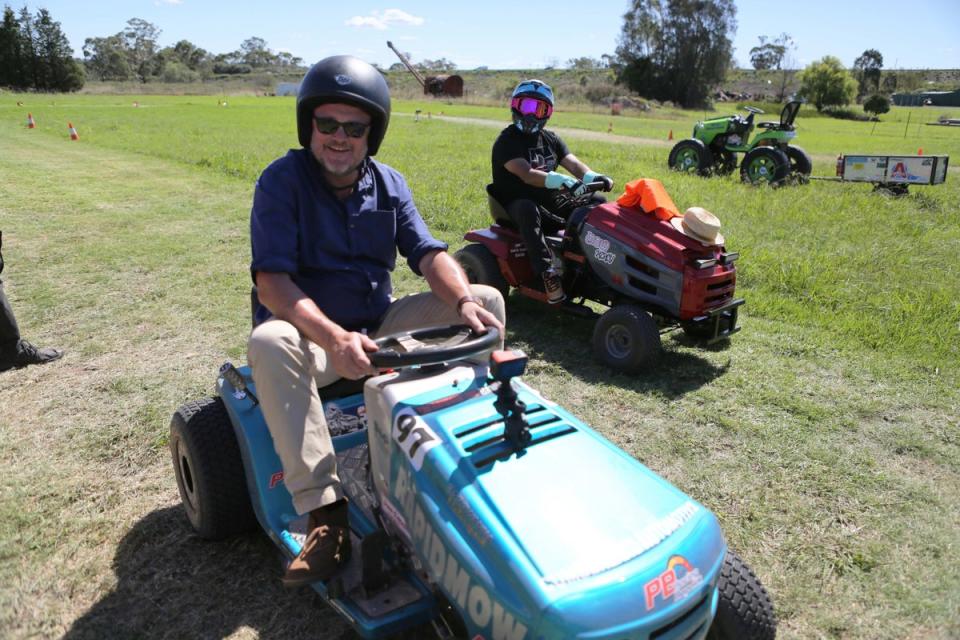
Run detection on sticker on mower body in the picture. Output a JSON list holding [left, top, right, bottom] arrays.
[[584, 229, 617, 265], [643, 554, 704, 611], [393, 412, 440, 471]]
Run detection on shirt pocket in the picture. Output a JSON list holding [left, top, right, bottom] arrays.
[[351, 208, 397, 264]]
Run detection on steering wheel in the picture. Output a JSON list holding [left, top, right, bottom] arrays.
[[558, 179, 611, 208], [369, 325, 501, 369]]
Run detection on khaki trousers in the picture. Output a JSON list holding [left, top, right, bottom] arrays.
[[247, 284, 505, 515]]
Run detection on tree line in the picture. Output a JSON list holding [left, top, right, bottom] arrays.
[[0, 6, 83, 91], [0, 0, 909, 118]]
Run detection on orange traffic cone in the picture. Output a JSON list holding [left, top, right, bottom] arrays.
[[68, 122, 79, 140], [27, 113, 36, 129], [668, 129, 673, 140], [917, 148, 923, 155]]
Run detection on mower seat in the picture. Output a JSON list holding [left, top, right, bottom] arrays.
[[486, 184, 516, 229], [486, 184, 568, 235], [758, 100, 802, 131]]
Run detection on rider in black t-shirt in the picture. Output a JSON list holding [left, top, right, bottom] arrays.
[[491, 79, 612, 304]]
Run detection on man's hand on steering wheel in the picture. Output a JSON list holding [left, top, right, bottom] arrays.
[[328, 328, 378, 379], [458, 298, 504, 340], [583, 170, 614, 192]]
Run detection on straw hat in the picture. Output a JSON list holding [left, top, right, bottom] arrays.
[[670, 206, 725, 246]]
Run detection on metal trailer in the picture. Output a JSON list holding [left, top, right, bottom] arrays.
[[833, 154, 949, 194]]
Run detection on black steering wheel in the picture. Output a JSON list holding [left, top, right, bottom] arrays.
[[369, 324, 500, 369], [557, 179, 611, 209]]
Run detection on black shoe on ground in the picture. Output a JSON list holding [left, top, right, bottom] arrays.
[[0, 341, 64, 372]]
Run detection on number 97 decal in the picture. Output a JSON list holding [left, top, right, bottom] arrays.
[[393, 412, 440, 471]]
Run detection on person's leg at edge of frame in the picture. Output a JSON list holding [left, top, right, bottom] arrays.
[[247, 319, 351, 587], [506, 199, 565, 304]]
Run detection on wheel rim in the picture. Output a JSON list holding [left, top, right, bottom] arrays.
[[605, 324, 633, 359], [676, 148, 699, 171], [176, 439, 199, 513], [747, 155, 775, 182]]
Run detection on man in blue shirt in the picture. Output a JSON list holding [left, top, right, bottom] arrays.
[[248, 56, 505, 587]]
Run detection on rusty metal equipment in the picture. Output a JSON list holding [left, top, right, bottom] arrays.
[[386, 41, 463, 97]]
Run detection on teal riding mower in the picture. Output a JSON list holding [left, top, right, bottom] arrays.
[[668, 101, 812, 186]]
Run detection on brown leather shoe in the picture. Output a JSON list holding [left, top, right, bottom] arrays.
[[282, 499, 351, 588]]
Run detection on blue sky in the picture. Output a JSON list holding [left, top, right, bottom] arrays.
[[15, 0, 960, 70]]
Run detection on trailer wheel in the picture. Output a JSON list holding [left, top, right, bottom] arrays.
[[707, 550, 777, 640], [592, 304, 661, 373], [170, 397, 256, 540], [668, 139, 714, 176], [740, 147, 789, 185], [454, 244, 509, 299], [784, 145, 812, 183]]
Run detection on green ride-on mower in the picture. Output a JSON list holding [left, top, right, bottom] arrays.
[[668, 101, 811, 186]]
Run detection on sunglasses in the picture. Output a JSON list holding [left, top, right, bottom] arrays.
[[313, 116, 370, 138], [511, 97, 552, 119]]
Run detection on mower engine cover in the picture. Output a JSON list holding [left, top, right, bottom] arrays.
[[363, 362, 726, 638], [578, 202, 738, 320]]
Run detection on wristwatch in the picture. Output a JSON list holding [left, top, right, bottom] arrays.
[[456, 295, 483, 315]]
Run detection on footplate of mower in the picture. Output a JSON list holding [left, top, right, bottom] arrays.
[[689, 297, 745, 344]]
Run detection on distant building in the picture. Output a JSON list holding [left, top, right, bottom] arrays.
[[892, 89, 960, 107], [276, 82, 299, 97]]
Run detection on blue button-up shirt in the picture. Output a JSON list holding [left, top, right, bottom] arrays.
[[250, 149, 447, 331]]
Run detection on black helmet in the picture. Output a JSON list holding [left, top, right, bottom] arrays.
[[296, 55, 391, 155]]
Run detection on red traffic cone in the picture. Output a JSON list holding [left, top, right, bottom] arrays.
[[917, 148, 923, 156], [68, 122, 79, 140], [668, 129, 673, 140], [27, 113, 36, 129]]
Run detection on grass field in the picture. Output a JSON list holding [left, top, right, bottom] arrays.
[[1, 93, 958, 639]]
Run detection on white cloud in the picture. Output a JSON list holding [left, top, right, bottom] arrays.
[[345, 9, 424, 30], [154, 0, 183, 5]]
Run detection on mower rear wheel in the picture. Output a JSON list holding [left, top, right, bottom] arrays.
[[170, 396, 256, 540], [454, 243, 509, 299], [707, 550, 777, 640], [592, 304, 661, 373], [713, 150, 738, 176], [740, 147, 789, 186], [784, 144, 812, 183], [668, 139, 714, 176]]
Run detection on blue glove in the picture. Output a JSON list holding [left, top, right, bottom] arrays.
[[583, 171, 614, 192], [545, 171, 587, 196]]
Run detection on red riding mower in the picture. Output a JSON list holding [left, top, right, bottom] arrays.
[[454, 181, 744, 372]]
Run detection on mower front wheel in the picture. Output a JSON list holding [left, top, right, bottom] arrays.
[[591, 304, 661, 373], [668, 139, 714, 176], [454, 243, 509, 299], [707, 550, 777, 640], [170, 396, 257, 540], [740, 147, 789, 186]]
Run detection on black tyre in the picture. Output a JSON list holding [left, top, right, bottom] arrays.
[[740, 147, 789, 185], [713, 150, 738, 176], [784, 145, 812, 182], [707, 550, 777, 640], [668, 139, 714, 176], [170, 396, 257, 540], [454, 243, 509, 299], [591, 304, 661, 373]]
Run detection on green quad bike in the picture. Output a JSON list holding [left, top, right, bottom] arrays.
[[668, 100, 812, 186]]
